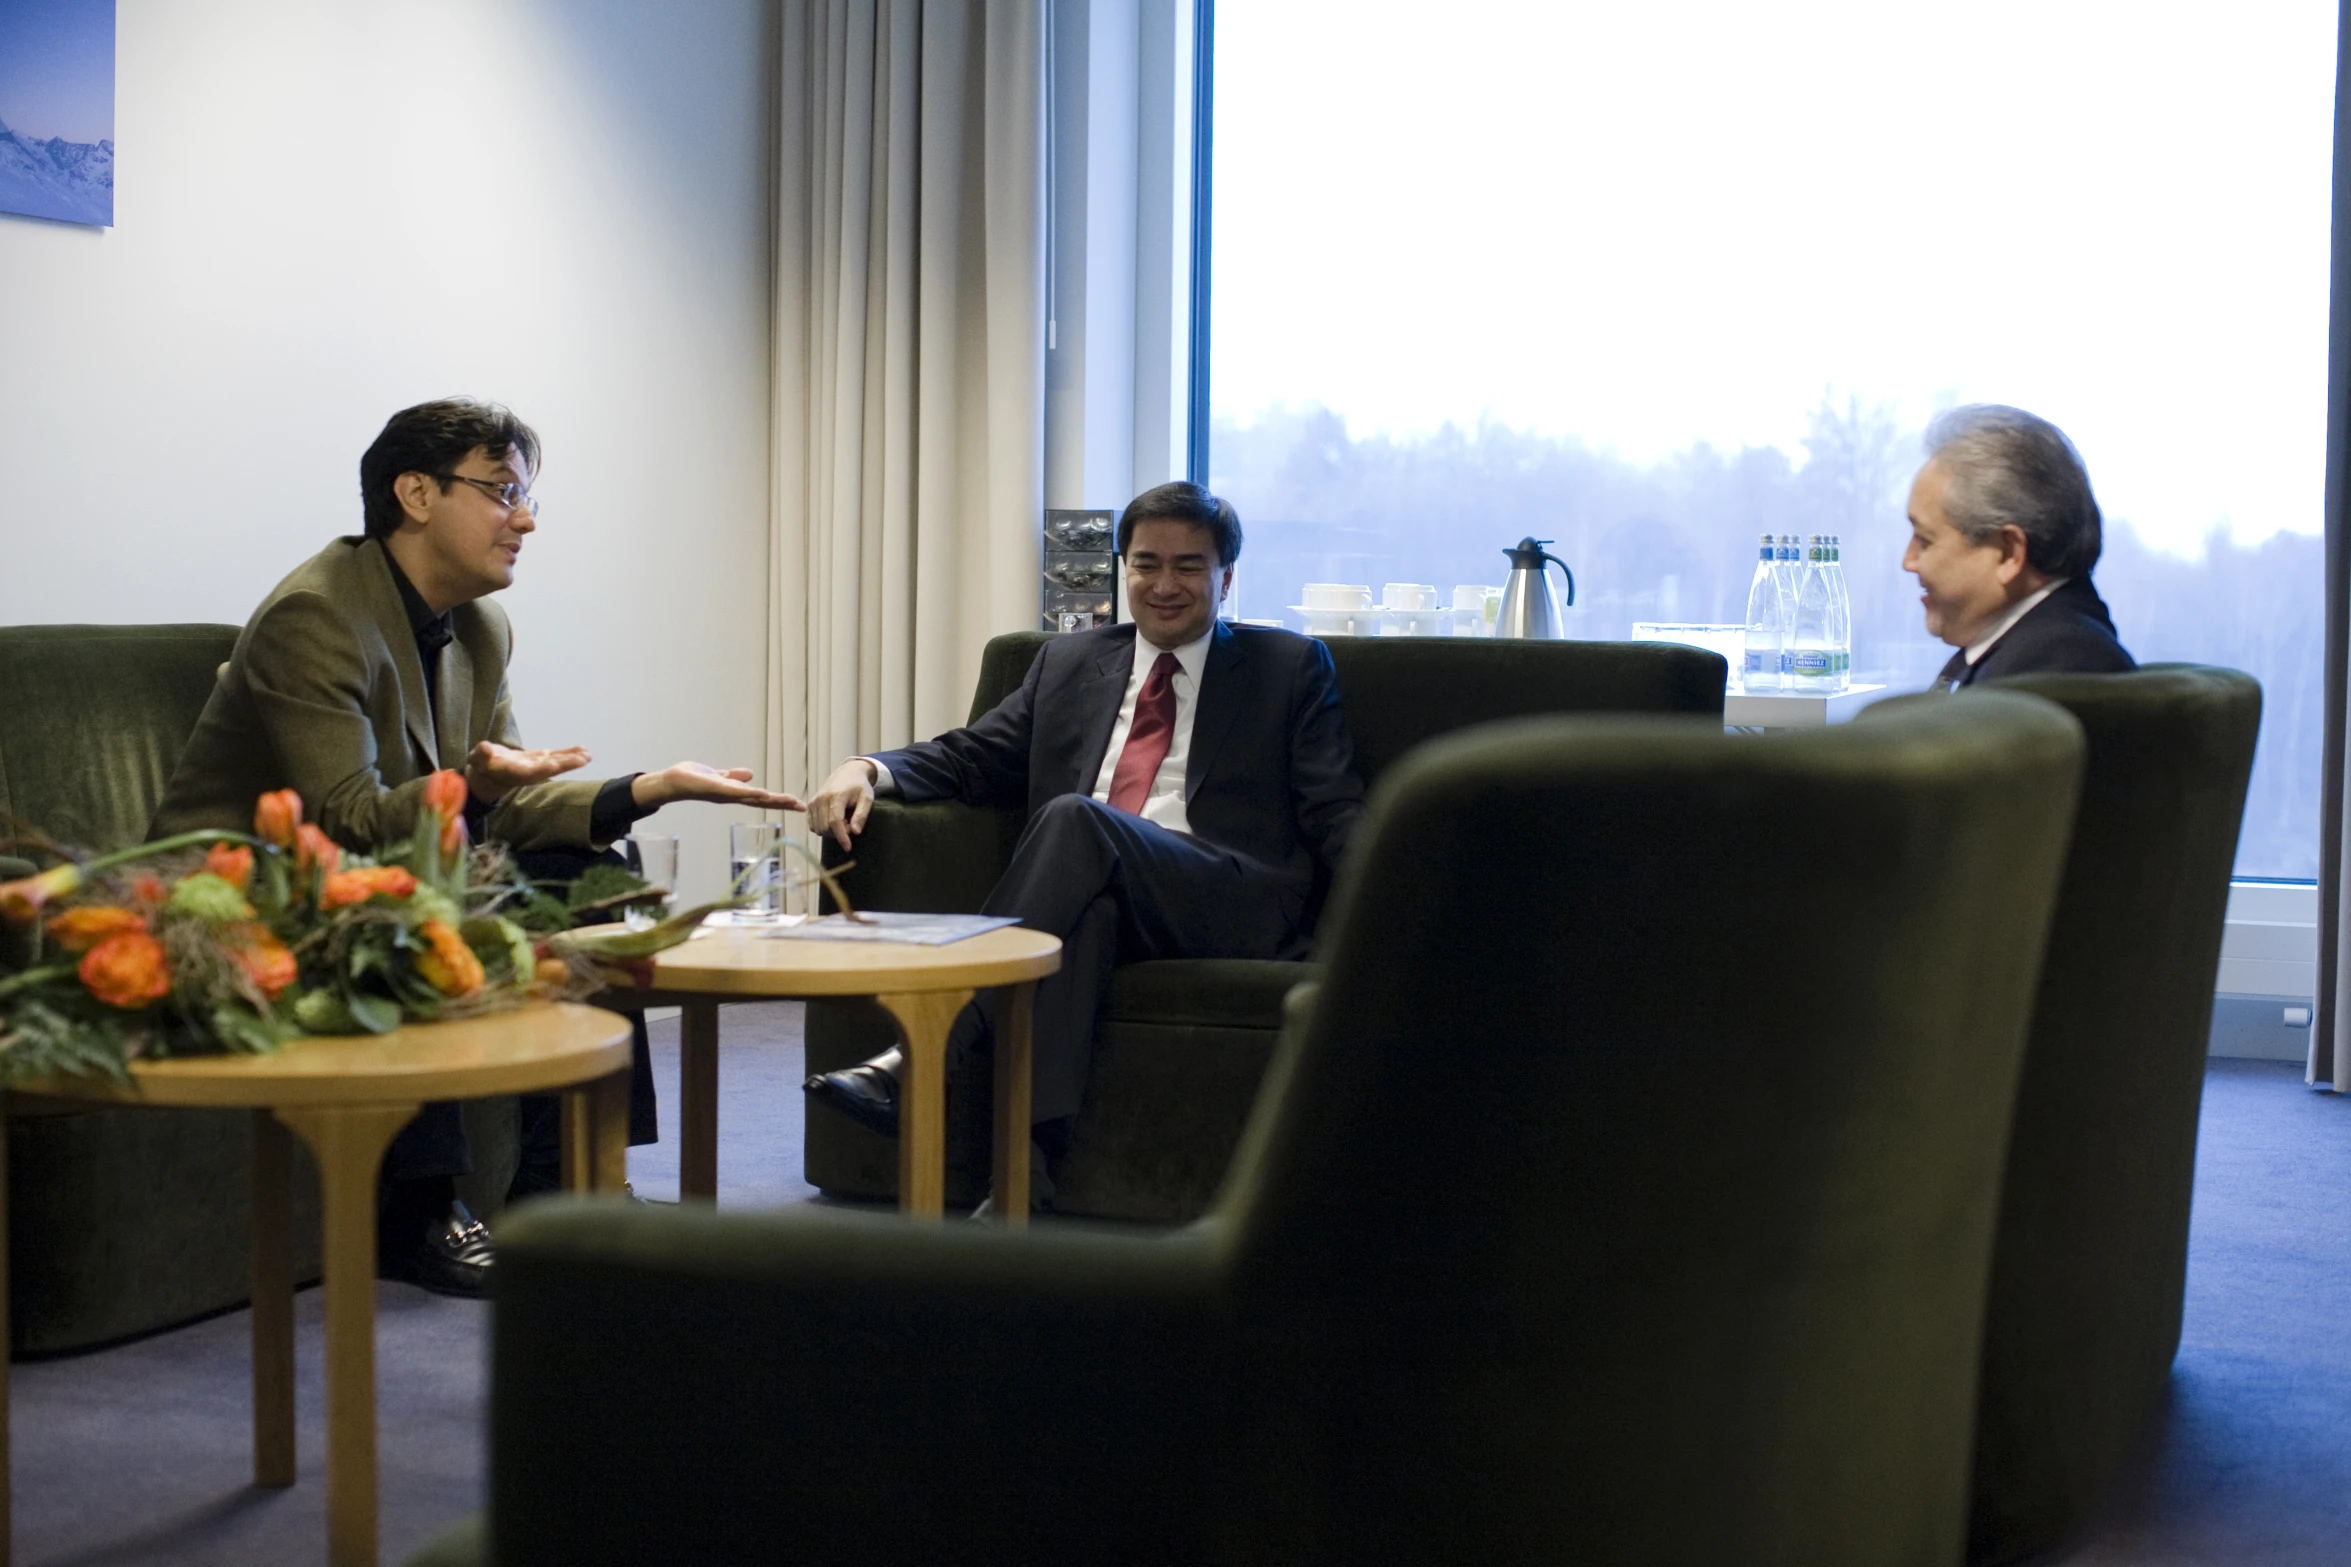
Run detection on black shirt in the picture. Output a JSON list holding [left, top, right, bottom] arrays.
[[382, 549, 646, 846]]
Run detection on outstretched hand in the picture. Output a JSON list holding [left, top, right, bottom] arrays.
[[465, 740, 593, 804], [631, 762, 804, 813], [805, 758, 879, 852]]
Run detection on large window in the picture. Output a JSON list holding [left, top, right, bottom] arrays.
[[1207, 1, 2334, 878]]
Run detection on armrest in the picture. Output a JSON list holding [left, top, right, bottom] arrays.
[[489, 1201, 1231, 1566], [820, 797, 1024, 914]]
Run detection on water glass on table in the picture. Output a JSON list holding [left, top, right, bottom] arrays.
[[729, 822, 786, 920], [618, 834, 678, 930]]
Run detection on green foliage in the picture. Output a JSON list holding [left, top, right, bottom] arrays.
[[165, 872, 256, 923], [566, 863, 663, 916], [0, 997, 134, 1082]]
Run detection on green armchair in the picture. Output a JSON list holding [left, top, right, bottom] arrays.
[[0, 624, 331, 1352], [420, 691, 2083, 1566], [1917, 668, 2259, 1563], [805, 632, 1729, 1220]]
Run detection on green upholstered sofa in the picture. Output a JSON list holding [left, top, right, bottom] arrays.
[[413, 691, 2086, 1566], [804, 632, 1729, 1221], [0, 625, 328, 1352]]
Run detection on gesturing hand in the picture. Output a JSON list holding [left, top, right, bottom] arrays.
[[805, 758, 879, 852], [465, 740, 593, 804], [630, 762, 804, 813]]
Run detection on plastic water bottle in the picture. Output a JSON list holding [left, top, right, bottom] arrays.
[[1742, 534, 1784, 692], [1789, 536, 1835, 692], [1825, 535, 1852, 692], [1771, 536, 1804, 682]]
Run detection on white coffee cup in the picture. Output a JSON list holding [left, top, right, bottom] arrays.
[[1383, 583, 1438, 610], [1303, 582, 1373, 610]]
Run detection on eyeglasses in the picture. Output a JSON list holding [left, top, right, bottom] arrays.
[[443, 474, 541, 517]]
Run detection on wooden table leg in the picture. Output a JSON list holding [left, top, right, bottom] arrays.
[[591, 1066, 629, 1190], [2, 1108, 12, 1567], [874, 990, 971, 1221], [992, 982, 1036, 1232], [680, 999, 721, 1202], [251, 1111, 296, 1487], [275, 1104, 420, 1567]]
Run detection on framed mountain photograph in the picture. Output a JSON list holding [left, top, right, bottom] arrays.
[[0, 0, 114, 227]]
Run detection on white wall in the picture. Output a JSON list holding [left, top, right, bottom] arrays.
[[0, 0, 779, 902]]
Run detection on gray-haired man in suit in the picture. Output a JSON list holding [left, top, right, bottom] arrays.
[[1902, 403, 2136, 691]]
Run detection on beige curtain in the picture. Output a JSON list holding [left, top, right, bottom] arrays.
[[768, 0, 1047, 807]]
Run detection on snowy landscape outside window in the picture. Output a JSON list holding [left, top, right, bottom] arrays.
[[1207, 0, 2333, 878]]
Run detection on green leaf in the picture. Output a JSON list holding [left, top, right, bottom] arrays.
[[507, 888, 575, 935], [346, 992, 403, 1035], [566, 863, 658, 912], [293, 988, 360, 1034]]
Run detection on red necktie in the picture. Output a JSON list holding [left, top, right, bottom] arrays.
[[1107, 652, 1180, 815]]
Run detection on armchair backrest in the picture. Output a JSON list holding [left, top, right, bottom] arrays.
[[1213, 694, 2086, 1564], [1937, 666, 2260, 1563], [1321, 637, 1724, 786], [964, 631, 1727, 788], [0, 625, 239, 852]]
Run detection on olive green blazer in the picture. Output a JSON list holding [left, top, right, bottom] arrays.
[[150, 536, 600, 853]]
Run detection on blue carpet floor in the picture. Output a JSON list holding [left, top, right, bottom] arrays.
[[9, 1041, 2348, 1564]]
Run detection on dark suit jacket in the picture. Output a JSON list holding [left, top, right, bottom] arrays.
[[1941, 575, 2136, 690], [869, 620, 1364, 908]]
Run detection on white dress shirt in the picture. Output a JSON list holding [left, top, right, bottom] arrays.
[[864, 627, 1214, 836], [1087, 628, 1212, 836], [1964, 578, 2067, 666]]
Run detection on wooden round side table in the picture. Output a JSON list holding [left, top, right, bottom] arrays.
[[0, 1001, 634, 1567]]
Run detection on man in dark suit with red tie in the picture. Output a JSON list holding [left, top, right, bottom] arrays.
[[800, 482, 1365, 1212]]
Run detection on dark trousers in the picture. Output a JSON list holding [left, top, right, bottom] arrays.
[[962, 794, 1301, 1124], [382, 845, 659, 1186]]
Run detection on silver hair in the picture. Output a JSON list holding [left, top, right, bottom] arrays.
[[1922, 404, 2102, 578]]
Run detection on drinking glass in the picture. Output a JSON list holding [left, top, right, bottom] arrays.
[[619, 834, 678, 930], [729, 822, 786, 920]]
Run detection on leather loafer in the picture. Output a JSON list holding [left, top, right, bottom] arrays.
[[803, 1048, 903, 1137], [379, 1199, 495, 1298]]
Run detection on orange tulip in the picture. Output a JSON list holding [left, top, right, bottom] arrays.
[[253, 789, 303, 849], [421, 770, 469, 857], [0, 863, 83, 926], [422, 769, 468, 820], [319, 865, 418, 909], [128, 873, 169, 912], [203, 843, 255, 892], [224, 923, 297, 999], [414, 920, 485, 998], [294, 824, 341, 878], [79, 929, 172, 1009], [46, 905, 149, 953]]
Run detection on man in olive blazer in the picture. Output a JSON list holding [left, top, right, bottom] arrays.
[[151, 398, 796, 1295], [152, 532, 601, 849]]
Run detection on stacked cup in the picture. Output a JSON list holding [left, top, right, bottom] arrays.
[[1381, 583, 1446, 637], [1295, 583, 1373, 637]]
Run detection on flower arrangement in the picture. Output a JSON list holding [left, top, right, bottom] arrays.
[[0, 771, 727, 1083]]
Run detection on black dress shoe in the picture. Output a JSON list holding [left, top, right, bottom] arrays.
[[803, 1046, 903, 1137], [378, 1200, 495, 1298]]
